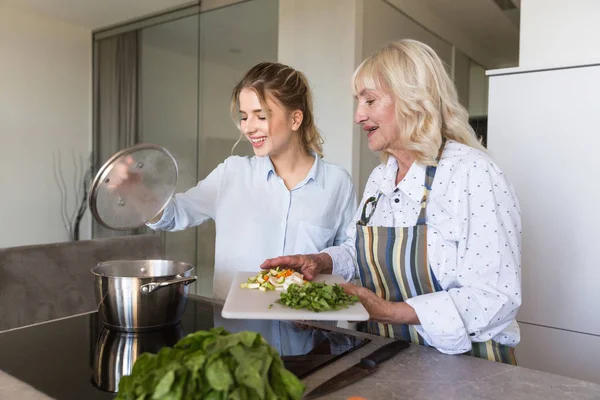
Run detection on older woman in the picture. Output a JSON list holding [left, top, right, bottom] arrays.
[[261, 39, 521, 364]]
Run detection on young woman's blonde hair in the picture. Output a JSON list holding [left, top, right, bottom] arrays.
[[230, 62, 324, 157], [352, 39, 486, 165]]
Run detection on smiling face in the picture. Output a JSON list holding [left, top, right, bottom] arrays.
[[238, 88, 300, 158], [354, 86, 402, 153]]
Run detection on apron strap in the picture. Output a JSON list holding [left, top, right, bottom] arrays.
[[417, 138, 446, 224], [358, 192, 383, 226], [359, 138, 447, 226]]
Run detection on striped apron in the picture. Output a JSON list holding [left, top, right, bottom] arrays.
[[355, 149, 517, 365]]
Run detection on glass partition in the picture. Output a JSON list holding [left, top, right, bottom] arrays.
[[94, 0, 279, 297]]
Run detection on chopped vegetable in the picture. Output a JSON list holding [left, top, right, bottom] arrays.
[[242, 268, 304, 292], [277, 282, 359, 312], [115, 327, 305, 400]]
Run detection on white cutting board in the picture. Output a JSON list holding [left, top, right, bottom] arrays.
[[221, 271, 370, 321]]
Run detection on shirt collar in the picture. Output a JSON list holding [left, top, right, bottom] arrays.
[[263, 152, 324, 190], [306, 153, 324, 189], [380, 156, 426, 203], [263, 156, 276, 179]]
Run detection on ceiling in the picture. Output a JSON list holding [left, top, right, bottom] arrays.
[[0, 0, 193, 30], [386, 0, 520, 67], [425, 0, 519, 66], [1, 0, 520, 68], [0, 0, 278, 67], [141, 0, 278, 67]]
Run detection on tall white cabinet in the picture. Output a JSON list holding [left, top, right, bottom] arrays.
[[487, 64, 600, 384]]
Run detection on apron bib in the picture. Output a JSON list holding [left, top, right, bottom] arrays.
[[355, 145, 516, 365]]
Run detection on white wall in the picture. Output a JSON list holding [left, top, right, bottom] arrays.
[[520, 0, 600, 69], [277, 0, 362, 188], [0, 7, 92, 248]]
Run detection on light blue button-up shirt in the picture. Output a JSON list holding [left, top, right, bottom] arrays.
[[148, 154, 356, 300]]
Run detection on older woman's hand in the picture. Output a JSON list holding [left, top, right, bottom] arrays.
[[260, 253, 333, 281], [340, 283, 420, 325]]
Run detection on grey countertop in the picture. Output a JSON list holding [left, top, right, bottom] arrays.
[[0, 370, 53, 400], [1, 295, 599, 400], [302, 321, 600, 399]]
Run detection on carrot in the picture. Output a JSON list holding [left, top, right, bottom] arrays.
[[275, 269, 295, 279]]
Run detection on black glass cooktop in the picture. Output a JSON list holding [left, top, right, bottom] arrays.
[[0, 297, 369, 400]]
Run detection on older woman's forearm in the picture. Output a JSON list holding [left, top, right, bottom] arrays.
[[378, 300, 420, 325], [353, 287, 420, 325], [384, 301, 420, 325]]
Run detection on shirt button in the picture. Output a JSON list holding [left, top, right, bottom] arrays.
[[394, 199, 400, 203]]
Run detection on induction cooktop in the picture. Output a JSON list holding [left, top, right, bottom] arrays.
[[0, 297, 370, 400]]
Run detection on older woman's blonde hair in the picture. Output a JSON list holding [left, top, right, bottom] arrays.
[[353, 39, 485, 165]]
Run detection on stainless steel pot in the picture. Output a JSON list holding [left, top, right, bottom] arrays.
[[92, 322, 186, 392], [91, 260, 197, 332]]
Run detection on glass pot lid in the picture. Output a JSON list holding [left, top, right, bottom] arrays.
[[89, 143, 178, 230]]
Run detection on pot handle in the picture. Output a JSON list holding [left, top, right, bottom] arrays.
[[140, 276, 197, 294]]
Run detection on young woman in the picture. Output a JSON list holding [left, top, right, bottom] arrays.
[[142, 62, 357, 300]]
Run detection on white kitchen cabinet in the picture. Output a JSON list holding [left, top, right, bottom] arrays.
[[517, 322, 600, 384], [487, 65, 600, 336]]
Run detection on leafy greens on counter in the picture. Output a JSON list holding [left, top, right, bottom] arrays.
[[115, 327, 305, 400]]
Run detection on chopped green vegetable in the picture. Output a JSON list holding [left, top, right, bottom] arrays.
[[243, 268, 301, 292], [115, 327, 305, 400], [277, 282, 359, 312]]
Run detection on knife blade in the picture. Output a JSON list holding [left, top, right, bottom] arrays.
[[302, 339, 410, 399]]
